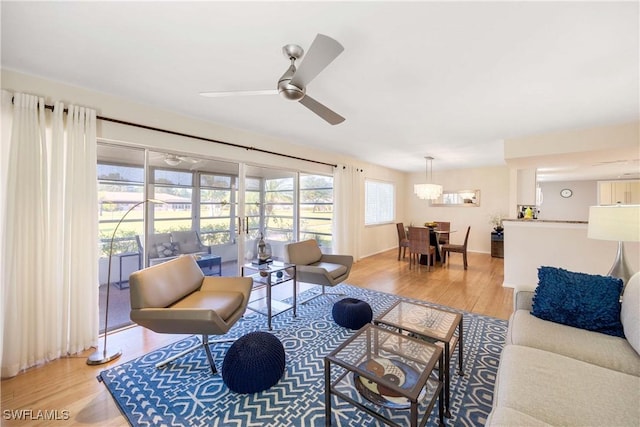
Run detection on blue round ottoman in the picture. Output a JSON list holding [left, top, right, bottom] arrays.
[[222, 332, 285, 394], [332, 298, 373, 330]]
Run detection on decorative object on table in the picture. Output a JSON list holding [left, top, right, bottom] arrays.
[[276, 271, 284, 279], [254, 232, 272, 265], [222, 331, 285, 394], [523, 206, 534, 220], [489, 213, 505, 233], [87, 198, 165, 366], [424, 221, 437, 227], [587, 204, 640, 291], [332, 297, 373, 329], [353, 357, 423, 409], [414, 156, 443, 200]]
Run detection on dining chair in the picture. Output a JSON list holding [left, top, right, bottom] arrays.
[[408, 226, 435, 271], [435, 221, 451, 245], [396, 222, 410, 261], [442, 226, 471, 270]]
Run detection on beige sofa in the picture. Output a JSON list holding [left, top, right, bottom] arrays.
[[487, 272, 640, 426]]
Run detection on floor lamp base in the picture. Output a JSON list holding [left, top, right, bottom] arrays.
[[86, 348, 122, 365]]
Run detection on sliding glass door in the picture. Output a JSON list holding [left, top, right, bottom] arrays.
[[240, 165, 297, 267], [97, 142, 335, 331]]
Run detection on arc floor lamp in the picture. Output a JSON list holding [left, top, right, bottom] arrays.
[[87, 198, 165, 365]]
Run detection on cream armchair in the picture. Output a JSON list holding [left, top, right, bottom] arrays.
[[129, 255, 252, 374], [284, 239, 353, 302]]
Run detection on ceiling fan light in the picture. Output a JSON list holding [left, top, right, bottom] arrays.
[[164, 155, 182, 166], [414, 183, 443, 200]]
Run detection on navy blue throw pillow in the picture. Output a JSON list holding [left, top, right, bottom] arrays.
[[531, 266, 624, 337]]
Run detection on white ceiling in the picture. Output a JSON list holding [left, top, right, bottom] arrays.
[[1, 1, 638, 180]]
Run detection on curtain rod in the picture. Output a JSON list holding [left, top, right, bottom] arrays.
[[18, 99, 338, 168]]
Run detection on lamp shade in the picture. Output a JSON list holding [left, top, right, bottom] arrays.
[[587, 205, 640, 242], [414, 183, 443, 200]]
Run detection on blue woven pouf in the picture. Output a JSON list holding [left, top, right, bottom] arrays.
[[332, 298, 373, 330], [222, 331, 285, 394]]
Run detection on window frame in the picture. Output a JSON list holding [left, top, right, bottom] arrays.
[[364, 179, 395, 226]]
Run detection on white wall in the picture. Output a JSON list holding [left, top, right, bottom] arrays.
[[405, 165, 510, 254], [2, 69, 403, 261], [537, 180, 597, 221], [504, 220, 639, 288]]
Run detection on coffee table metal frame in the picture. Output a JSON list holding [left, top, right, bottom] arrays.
[[241, 261, 296, 331], [374, 301, 463, 418], [324, 323, 445, 427]]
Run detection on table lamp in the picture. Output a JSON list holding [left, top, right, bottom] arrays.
[[587, 204, 640, 293], [87, 198, 165, 365]]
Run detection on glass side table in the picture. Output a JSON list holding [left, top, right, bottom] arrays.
[[241, 261, 296, 330], [374, 301, 463, 418], [325, 323, 445, 427]]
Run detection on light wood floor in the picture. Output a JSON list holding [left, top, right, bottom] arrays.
[[1, 250, 512, 426]]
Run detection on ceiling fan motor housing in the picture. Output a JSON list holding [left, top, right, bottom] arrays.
[[278, 64, 305, 101]]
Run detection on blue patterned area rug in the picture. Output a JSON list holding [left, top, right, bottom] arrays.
[[99, 284, 507, 426]]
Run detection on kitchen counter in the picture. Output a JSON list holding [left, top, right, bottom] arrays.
[[503, 219, 587, 224]]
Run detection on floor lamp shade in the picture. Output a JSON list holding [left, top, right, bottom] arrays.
[[87, 198, 165, 365], [587, 204, 640, 288]]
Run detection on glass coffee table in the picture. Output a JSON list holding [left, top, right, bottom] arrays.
[[374, 301, 463, 418], [241, 261, 296, 330], [324, 323, 444, 427]]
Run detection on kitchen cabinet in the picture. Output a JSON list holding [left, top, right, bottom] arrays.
[[598, 180, 640, 205]]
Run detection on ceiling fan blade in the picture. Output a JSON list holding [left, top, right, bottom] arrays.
[[299, 95, 345, 125], [199, 89, 277, 98], [290, 34, 344, 88]]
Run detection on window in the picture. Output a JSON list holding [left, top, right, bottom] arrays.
[[365, 180, 395, 225], [151, 168, 193, 233], [244, 177, 262, 239], [200, 173, 233, 245], [97, 162, 145, 255], [300, 174, 333, 249], [264, 177, 294, 241]]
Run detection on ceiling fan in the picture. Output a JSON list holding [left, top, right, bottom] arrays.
[[163, 153, 200, 166], [200, 33, 345, 125]]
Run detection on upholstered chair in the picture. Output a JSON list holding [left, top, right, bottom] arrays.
[[284, 239, 353, 302], [129, 255, 252, 374]]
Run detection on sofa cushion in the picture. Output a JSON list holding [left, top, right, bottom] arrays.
[[155, 242, 180, 258], [493, 345, 640, 426], [486, 407, 553, 426], [172, 290, 244, 321], [621, 272, 640, 355], [531, 266, 624, 337], [508, 310, 640, 376], [313, 262, 348, 279]]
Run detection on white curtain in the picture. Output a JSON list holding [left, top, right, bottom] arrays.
[[1, 92, 98, 378], [333, 164, 363, 260]]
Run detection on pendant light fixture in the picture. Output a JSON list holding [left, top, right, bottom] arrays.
[[414, 156, 443, 200]]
